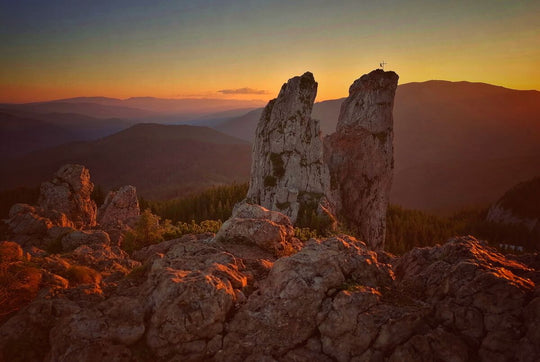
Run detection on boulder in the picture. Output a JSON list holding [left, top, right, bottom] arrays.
[[61, 230, 111, 252], [97, 185, 140, 230], [215, 203, 299, 256], [141, 238, 248, 359]]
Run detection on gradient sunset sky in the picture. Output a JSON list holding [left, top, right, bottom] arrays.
[[1, 0, 539, 103]]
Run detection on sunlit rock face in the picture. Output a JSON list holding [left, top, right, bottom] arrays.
[[246, 72, 334, 226], [324, 69, 399, 250]]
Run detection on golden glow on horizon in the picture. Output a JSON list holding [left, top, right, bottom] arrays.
[[1, 1, 538, 103]]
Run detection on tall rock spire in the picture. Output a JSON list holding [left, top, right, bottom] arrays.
[[324, 69, 399, 249], [246, 72, 333, 226]]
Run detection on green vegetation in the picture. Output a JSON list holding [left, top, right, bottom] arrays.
[[121, 209, 223, 254], [295, 192, 334, 234], [122, 209, 167, 253], [149, 183, 248, 224], [294, 227, 320, 241], [143, 183, 538, 255], [385, 205, 462, 254], [386, 205, 538, 254]]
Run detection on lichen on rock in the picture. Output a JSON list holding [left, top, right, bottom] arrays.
[[246, 72, 334, 227]]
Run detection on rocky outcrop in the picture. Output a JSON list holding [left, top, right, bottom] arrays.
[[38, 164, 97, 229], [246, 72, 334, 227], [98, 185, 140, 230], [220, 235, 393, 360], [4, 165, 142, 252], [5, 203, 74, 248], [243, 69, 398, 246], [324, 69, 399, 249], [61, 230, 110, 252], [394, 236, 538, 361], [97, 185, 140, 245], [214, 203, 300, 256], [1, 231, 538, 361]]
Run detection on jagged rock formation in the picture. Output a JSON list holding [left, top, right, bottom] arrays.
[[97, 185, 140, 244], [246, 72, 333, 226], [4, 165, 142, 252], [98, 185, 140, 229], [2, 232, 538, 361], [244, 69, 398, 248], [325, 69, 399, 249], [38, 164, 97, 228]]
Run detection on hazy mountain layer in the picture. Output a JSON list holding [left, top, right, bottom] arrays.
[[0, 124, 251, 200]]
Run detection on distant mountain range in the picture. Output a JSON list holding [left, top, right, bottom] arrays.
[[0, 124, 251, 200], [1, 81, 539, 211], [0, 109, 136, 158], [0, 97, 263, 158], [0, 97, 265, 122]]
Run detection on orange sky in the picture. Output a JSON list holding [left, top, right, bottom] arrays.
[[1, 1, 539, 103]]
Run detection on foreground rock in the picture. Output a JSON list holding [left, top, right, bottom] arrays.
[[219, 235, 394, 360], [325, 69, 399, 250], [0, 232, 538, 361], [215, 203, 300, 256], [246, 72, 334, 227]]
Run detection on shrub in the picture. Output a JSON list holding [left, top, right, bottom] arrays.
[[163, 219, 223, 240], [122, 209, 165, 253], [294, 227, 319, 241]]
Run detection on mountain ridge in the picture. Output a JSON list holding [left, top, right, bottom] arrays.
[[0, 123, 251, 200]]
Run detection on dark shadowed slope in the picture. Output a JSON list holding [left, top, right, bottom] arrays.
[[0, 124, 252, 200], [216, 80, 540, 212], [215, 108, 263, 140], [0, 110, 136, 158], [392, 81, 540, 211], [215, 99, 344, 141]]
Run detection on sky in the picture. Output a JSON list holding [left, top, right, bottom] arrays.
[[0, 0, 539, 103]]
